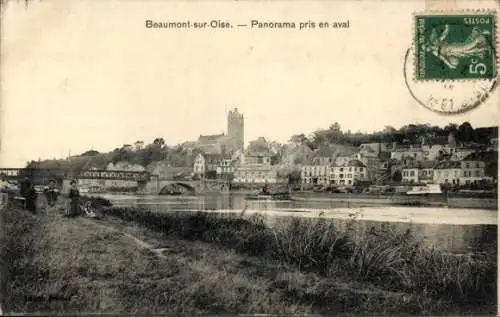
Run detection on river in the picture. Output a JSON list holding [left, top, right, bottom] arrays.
[[92, 193, 498, 254]]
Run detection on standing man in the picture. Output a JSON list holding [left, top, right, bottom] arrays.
[[20, 177, 32, 209]]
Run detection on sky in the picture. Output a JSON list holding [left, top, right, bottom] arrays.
[[1, 0, 499, 166]]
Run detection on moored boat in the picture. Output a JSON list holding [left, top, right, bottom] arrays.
[[406, 184, 442, 195]]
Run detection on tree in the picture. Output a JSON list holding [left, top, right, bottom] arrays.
[[153, 137, 166, 148], [457, 122, 475, 143], [247, 137, 270, 153], [81, 150, 100, 156], [391, 170, 402, 182], [383, 126, 396, 133], [290, 134, 309, 144]]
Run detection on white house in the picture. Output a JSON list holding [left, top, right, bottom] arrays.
[[193, 153, 206, 177], [301, 165, 330, 186], [433, 161, 461, 186], [330, 160, 368, 186], [459, 152, 494, 185]]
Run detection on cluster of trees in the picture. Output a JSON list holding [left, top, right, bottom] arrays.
[[289, 122, 497, 150], [28, 121, 497, 173]]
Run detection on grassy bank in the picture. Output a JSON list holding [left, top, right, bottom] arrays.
[[101, 206, 497, 315], [1, 198, 496, 315]]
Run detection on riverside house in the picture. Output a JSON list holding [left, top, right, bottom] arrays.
[[459, 152, 494, 185], [401, 160, 436, 184], [433, 161, 461, 186], [330, 160, 368, 186], [301, 165, 330, 186]]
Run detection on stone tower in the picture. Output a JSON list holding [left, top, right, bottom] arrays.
[[227, 107, 244, 153]]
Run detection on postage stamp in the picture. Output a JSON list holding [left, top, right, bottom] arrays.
[[414, 12, 497, 80], [405, 10, 499, 115]]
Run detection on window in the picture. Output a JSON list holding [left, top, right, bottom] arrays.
[[348, 180, 352, 184], [339, 174, 344, 179], [349, 167, 352, 172], [340, 168, 344, 172], [475, 170, 480, 177], [360, 168, 364, 172], [466, 163, 470, 168], [410, 171, 415, 176], [476, 162, 480, 168], [463, 171, 467, 177], [403, 171, 408, 176]]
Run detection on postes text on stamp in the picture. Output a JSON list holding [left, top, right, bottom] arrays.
[[415, 13, 497, 80]]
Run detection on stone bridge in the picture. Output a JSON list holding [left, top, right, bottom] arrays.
[[144, 178, 230, 195]]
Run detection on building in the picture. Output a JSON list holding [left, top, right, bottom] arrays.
[[433, 161, 461, 185], [134, 141, 145, 151], [459, 152, 494, 185], [196, 108, 245, 155], [401, 160, 436, 184], [330, 160, 368, 186], [197, 133, 227, 155], [359, 142, 393, 156], [418, 160, 437, 184], [390, 145, 425, 161], [233, 165, 279, 184], [451, 147, 477, 160], [281, 143, 314, 166], [301, 165, 330, 186], [233, 152, 279, 184], [402, 165, 419, 184], [216, 159, 235, 181], [193, 153, 206, 177], [312, 147, 336, 165], [192, 153, 225, 179], [242, 152, 272, 165], [227, 108, 245, 153], [421, 144, 446, 160]]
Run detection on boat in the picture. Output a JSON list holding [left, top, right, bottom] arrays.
[[406, 184, 442, 195], [246, 192, 292, 201]]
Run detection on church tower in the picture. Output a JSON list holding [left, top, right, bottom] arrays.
[[227, 107, 244, 153]]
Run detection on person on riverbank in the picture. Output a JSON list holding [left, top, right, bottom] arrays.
[[25, 183, 38, 213], [20, 177, 31, 207], [83, 201, 97, 218], [67, 180, 81, 217], [44, 179, 59, 207]]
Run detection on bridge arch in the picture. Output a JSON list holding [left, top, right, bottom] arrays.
[[159, 182, 196, 195]]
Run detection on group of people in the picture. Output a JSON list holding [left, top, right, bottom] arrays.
[[0, 175, 96, 217]]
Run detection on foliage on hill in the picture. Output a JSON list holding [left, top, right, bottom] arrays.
[[289, 122, 498, 150], [27, 122, 498, 172]]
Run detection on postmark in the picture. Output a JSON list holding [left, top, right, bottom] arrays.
[[405, 10, 499, 114]]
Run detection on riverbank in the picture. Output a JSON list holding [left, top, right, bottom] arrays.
[[2, 200, 496, 315], [291, 192, 498, 210]]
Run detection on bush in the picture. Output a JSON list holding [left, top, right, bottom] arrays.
[[100, 207, 497, 311]]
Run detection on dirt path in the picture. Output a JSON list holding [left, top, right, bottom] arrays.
[[79, 217, 169, 258]]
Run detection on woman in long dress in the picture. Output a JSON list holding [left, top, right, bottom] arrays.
[[67, 180, 81, 217]]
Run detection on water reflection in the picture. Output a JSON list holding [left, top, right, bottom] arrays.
[[95, 193, 497, 254]]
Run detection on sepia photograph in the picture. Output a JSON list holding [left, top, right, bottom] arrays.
[[0, 0, 498, 315]]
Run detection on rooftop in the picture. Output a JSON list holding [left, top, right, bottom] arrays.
[[462, 150, 498, 162], [198, 133, 225, 142], [434, 161, 461, 169]]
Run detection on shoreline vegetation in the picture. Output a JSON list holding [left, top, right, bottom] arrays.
[[1, 196, 497, 315]]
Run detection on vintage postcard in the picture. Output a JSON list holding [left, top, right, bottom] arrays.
[[0, 0, 498, 315]]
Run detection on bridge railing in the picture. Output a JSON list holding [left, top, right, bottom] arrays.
[[0, 168, 151, 182], [77, 170, 151, 181]]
